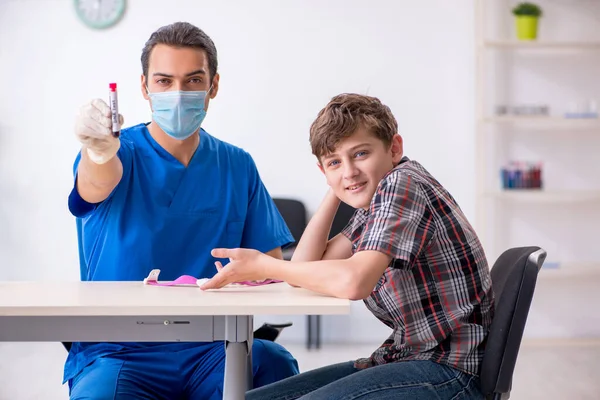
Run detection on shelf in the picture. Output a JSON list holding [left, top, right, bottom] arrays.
[[484, 190, 600, 203], [483, 40, 600, 50], [538, 263, 600, 279], [483, 116, 600, 130]]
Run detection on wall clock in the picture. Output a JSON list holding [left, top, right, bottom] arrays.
[[74, 0, 126, 30]]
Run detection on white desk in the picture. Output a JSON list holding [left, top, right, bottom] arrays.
[[0, 281, 350, 400]]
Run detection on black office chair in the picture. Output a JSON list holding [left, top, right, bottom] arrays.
[[272, 198, 307, 261], [328, 201, 356, 240], [480, 246, 546, 400]]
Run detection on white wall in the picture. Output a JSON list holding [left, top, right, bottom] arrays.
[[1, 0, 598, 346], [0, 0, 477, 343]]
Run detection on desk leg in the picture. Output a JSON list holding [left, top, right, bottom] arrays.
[[306, 315, 322, 350], [223, 315, 253, 400], [306, 314, 312, 349], [316, 315, 321, 349]]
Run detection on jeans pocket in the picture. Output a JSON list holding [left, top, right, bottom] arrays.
[[449, 371, 482, 400]]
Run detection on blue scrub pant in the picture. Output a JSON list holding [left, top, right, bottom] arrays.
[[69, 340, 299, 400]]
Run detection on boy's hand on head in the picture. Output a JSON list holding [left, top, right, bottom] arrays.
[[325, 188, 342, 203], [200, 248, 273, 290]]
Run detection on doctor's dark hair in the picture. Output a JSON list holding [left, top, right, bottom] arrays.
[[141, 22, 218, 83], [309, 94, 398, 160]]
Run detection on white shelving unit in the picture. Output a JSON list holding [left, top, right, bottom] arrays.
[[474, 0, 600, 275], [484, 40, 600, 50], [536, 262, 600, 279], [484, 190, 600, 204], [483, 116, 600, 130]]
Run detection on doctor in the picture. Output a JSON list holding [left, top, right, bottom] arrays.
[[67, 21, 298, 400]]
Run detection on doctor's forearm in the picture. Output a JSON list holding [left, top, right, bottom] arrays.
[[76, 150, 123, 203]]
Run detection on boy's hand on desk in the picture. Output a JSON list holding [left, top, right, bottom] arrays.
[[200, 248, 275, 290]]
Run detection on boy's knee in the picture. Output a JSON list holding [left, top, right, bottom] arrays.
[[252, 339, 299, 386]]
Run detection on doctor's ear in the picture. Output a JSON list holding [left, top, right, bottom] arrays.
[[209, 74, 220, 99], [141, 74, 150, 101]]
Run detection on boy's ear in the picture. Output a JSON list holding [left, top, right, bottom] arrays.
[[391, 135, 404, 164], [318, 162, 332, 188], [317, 162, 325, 175]]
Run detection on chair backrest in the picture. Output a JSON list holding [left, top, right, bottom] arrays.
[[329, 201, 355, 240], [480, 246, 546, 398], [272, 198, 307, 245]]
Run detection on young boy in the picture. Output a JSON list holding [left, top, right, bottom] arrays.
[[202, 94, 495, 399]]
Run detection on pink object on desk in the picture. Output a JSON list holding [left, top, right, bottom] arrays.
[[143, 269, 282, 287]]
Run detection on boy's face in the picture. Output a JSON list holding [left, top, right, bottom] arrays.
[[319, 127, 403, 210]]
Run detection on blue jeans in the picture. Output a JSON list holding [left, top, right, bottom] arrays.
[[246, 360, 483, 400], [69, 340, 299, 400]]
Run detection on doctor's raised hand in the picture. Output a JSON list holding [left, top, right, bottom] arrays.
[[75, 98, 124, 165]]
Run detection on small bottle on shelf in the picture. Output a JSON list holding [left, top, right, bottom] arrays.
[[500, 161, 543, 190]]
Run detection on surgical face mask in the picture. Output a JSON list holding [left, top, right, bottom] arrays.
[[146, 87, 211, 140]]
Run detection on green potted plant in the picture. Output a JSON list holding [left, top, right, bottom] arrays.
[[512, 2, 543, 40]]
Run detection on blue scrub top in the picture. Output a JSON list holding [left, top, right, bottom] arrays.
[[64, 123, 293, 383]]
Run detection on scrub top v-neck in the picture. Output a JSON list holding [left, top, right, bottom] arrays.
[[68, 123, 293, 282]]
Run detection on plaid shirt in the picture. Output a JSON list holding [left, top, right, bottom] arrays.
[[342, 157, 494, 376]]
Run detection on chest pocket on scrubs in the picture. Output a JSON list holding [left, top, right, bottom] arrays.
[[225, 221, 245, 248], [167, 173, 223, 217]]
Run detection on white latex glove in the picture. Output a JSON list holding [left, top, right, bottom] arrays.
[[75, 99, 124, 164]]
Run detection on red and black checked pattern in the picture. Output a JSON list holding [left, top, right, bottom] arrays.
[[342, 158, 494, 376]]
